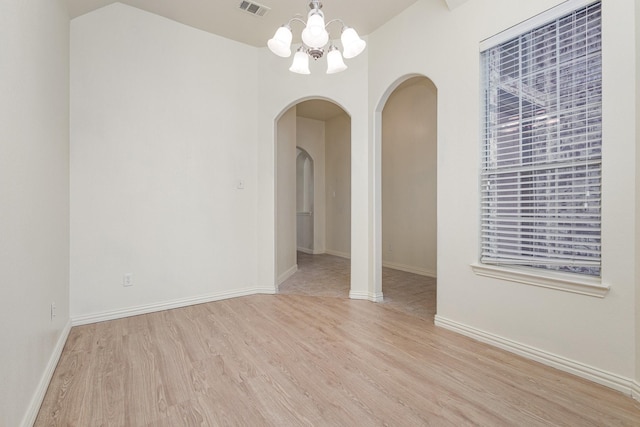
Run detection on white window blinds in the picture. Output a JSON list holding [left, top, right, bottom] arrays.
[[480, 1, 602, 277]]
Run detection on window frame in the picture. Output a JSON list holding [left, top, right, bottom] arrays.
[[473, 0, 609, 297]]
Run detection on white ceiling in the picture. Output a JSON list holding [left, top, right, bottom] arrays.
[[65, 0, 422, 47]]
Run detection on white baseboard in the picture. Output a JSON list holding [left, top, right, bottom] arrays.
[[369, 292, 384, 302], [325, 249, 350, 259], [297, 247, 314, 255], [349, 290, 384, 302], [21, 319, 72, 427], [71, 287, 276, 326], [434, 314, 636, 398], [277, 264, 298, 285], [382, 261, 436, 278], [632, 381, 640, 401]]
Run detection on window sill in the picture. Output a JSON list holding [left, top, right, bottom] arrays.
[[470, 263, 610, 298]]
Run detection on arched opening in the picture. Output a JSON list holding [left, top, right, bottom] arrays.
[[376, 75, 438, 318], [275, 99, 352, 297], [296, 148, 314, 253]]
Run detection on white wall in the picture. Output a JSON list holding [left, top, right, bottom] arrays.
[[325, 114, 352, 257], [369, 0, 639, 389], [0, 1, 70, 425], [297, 117, 326, 254], [276, 107, 298, 282], [70, 3, 262, 320], [382, 78, 437, 277]]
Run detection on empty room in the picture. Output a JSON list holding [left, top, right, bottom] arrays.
[[2, 0, 640, 425]]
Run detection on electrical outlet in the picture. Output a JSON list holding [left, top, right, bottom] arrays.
[[50, 302, 57, 321], [123, 273, 133, 287]]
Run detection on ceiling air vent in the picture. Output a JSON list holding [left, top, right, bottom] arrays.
[[238, 1, 270, 17]]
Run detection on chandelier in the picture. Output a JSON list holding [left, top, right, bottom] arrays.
[[267, 1, 367, 74]]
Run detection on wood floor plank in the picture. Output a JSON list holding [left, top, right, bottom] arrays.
[[35, 254, 640, 426], [122, 316, 169, 426]]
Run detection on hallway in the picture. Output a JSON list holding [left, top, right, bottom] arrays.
[[278, 252, 436, 320]]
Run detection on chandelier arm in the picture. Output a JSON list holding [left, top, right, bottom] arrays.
[[321, 19, 345, 41], [287, 17, 307, 27], [324, 18, 345, 29]]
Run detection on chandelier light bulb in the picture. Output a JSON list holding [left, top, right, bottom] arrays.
[[326, 46, 347, 74], [289, 47, 311, 74], [301, 11, 328, 48], [267, 25, 293, 57], [341, 27, 366, 59]]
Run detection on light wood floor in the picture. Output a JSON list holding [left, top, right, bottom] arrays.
[[279, 252, 436, 319], [36, 254, 640, 426]]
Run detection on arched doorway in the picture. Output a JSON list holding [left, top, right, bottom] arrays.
[[275, 99, 352, 296], [376, 75, 438, 317], [296, 147, 314, 253]]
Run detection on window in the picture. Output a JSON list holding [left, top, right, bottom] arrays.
[[480, 1, 602, 277]]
